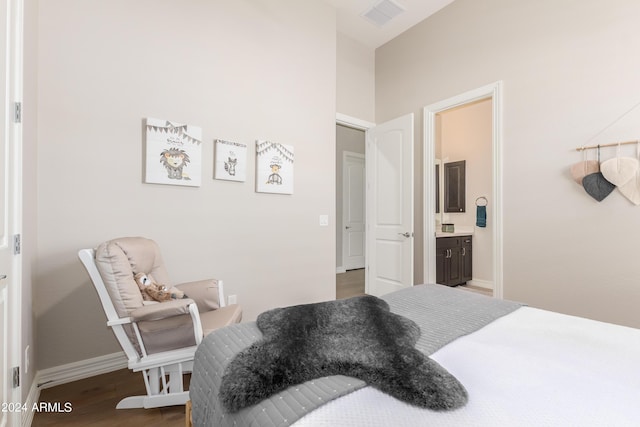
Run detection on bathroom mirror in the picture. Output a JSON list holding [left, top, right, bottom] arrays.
[[444, 160, 466, 213]]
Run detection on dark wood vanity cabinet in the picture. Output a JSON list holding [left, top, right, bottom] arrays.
[[436, 235, 472, 286]]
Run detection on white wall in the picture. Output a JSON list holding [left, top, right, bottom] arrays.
[[336, 33, 375, 122], [376, 0, 640, 328], [35, 0, 337, 369]]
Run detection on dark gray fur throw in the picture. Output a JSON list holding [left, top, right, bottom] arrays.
[[219, 295, 468, 412]]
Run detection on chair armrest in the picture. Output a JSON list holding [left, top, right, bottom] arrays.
[[107, 317, 133, 327], [174, 279, 221, 312], [130, 299, 196, 322]]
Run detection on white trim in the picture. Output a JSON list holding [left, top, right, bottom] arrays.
[[423, 81, 504, 299], [21, 375, 39, 427], [336, 113, 375, 131], [37, 351, 127, 390], [336, 266, 347, 274], [3, 2, 25, 426], [467, 279, 494, 290]]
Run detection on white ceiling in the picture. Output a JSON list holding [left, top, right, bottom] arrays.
[[323, 0, 455, 49]]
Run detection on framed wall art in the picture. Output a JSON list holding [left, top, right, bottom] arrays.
[[145, 117, 202, 187], [255, 140, 294, 194], [214, 139, 247, 182]]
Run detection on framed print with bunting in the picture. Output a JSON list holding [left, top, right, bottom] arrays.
[[255, 140, 294, 194], [145, 117, 202, 187]]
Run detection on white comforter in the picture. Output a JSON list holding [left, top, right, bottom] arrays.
[[295, 307, 640, 427]]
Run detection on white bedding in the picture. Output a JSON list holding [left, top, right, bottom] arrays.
[[295, 307, 640, 427]]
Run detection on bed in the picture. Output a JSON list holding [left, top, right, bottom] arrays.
[[188, 284, 640, 427]]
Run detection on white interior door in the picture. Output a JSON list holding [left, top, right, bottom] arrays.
[[342, 152, 365, 270], [365, 114, 414, 297], [1, 1, 23, 425]]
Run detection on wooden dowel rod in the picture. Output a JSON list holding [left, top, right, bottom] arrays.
[[576, 140, 639, 151]]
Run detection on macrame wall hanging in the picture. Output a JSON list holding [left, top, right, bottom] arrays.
[[572, 99, 640, 203]]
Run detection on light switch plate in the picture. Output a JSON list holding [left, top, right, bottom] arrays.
[[319, 215, 329, 226]]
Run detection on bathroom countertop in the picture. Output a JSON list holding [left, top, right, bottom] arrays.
[[435, 228, 474, 238]]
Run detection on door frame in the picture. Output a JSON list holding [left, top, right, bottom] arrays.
[[336, 113, 375, 132], [423, 81, 504, 298], [335, 113, 374, 287], [1, 0, 24, 424], [341, 151, 365, 271]]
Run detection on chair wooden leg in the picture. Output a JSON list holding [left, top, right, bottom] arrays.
[[115, 364, 190, 409], [168, 363, 184, 393], [185, 400, 192, 427], [145, 367, 161, 395], [116, 395, 147, 409]]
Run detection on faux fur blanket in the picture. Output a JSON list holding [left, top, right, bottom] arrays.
[[219, 295, 467, 413]]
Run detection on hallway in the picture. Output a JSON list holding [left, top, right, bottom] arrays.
[[336, 268, 365, 299]]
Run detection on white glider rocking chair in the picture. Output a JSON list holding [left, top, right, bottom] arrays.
[[78, 236, 242, 409]]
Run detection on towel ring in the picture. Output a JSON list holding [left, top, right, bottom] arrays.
[[475, 196, 488, 206]]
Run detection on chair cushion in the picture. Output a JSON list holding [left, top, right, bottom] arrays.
[[201, 304, 243, 336], [95, 237, 173, 317], [138, 314, 198, 354], [175, 279, 221, 312], [137, 304, 242, 355], [93, 236, 240, 356]]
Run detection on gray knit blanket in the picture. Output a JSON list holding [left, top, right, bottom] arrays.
[[189, 284, 522, 427]]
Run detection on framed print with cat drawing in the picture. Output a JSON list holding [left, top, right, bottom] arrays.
[[214, 139, 247, 182]]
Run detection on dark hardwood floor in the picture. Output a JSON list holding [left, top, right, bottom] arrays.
[[32, 369, 186, 426]]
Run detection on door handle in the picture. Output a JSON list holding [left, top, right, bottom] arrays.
[[398, 232, 412, 238], [462, 247, 466, 256], [345, 226, 351, 229]]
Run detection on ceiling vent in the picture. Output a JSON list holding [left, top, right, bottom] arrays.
[[361, 0, 405, 27]]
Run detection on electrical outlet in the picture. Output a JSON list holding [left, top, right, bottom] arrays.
[[319, 215, 329, 226], [228, 294, 237, 305]]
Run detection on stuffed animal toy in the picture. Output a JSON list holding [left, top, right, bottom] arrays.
[[134, 272, 186, 302]]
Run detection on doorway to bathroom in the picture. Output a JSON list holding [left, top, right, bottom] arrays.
[[423, 82, 503, 298]]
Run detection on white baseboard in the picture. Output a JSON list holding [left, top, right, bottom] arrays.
[[336, 266, 346, 274], [37, 351, 127, 390], [468, 279, 493, 290]]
